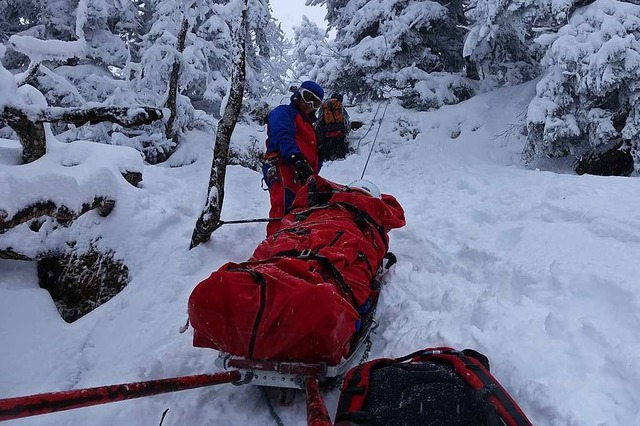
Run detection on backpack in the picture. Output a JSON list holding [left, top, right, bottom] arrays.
[[335, 347, 533, 426], [321, 99, 347, 136]]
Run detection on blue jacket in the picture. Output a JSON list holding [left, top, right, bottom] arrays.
[[265, 101, 321, 172]]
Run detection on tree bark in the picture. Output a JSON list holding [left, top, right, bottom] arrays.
[[0, 249, 33, 261], [190, 0, 249, 249], [165, 18, 190, 142], [465, 56, 480, 80], [36, 106, 164, 127], [1, 105, 164, 164], [1, 107, 46, 163]]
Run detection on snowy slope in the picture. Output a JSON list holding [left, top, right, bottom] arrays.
[[1, 82, 640, 425]]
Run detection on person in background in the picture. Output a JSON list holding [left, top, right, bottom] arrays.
[[315, 92, 350, 162], [262, 80, 324, 235]]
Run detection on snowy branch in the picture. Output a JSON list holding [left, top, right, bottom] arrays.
[[0, 196, 116, 236], [23, 106, 164, 127], [0, 105, 164, 163]]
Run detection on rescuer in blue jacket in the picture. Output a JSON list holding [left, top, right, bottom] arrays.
[[262, 81, 324, 235]]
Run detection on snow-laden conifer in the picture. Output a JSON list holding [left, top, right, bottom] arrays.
[[291, 16, 330, 82], [244, 0, 290, 98], [308, 0, 470, 109], [464, 0, 575, 85], [523, 0, 640, 172]]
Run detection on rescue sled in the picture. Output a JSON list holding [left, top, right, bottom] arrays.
[[188, 176, 406, 387]]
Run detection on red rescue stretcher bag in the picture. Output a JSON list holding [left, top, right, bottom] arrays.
[[188, 176, 405, 364]]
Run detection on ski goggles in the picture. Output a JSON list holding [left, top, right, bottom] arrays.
[[300, 88, 323, 110]]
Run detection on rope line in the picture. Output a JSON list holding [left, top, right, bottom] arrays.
[[261, 387, 285, 426], [355, 101, 385, 151], [361, 100, 390, 179]]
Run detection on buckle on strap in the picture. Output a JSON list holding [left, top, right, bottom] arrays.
[[299, 249, 312, 258]]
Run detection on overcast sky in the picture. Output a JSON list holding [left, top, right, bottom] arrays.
[[269, 0, 327, 39]]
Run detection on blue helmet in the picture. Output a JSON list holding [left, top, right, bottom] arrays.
[[299, 80, 324, 101]]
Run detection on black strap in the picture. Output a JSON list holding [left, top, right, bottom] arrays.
[[336, 359, 393, 423], [334, 202, 389, 252], [455, 352, 532, 426], [228, 266, 266, 359], [383, 252, 397, 269], [274, 249, 359, 310]]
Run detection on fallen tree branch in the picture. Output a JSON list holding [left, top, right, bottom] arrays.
[[0, 196, 115, 234], [0, 105, 164, 163], [27, 106, 164, 127], [0, 248, 33, 261]]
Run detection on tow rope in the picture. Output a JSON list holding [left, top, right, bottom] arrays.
[[261, 387, 285, 426], [359, 100, 390, 179], [212, 217, 281, 232], [355, 100, 386, 152]]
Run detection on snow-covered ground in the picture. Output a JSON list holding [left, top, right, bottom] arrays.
[[2, 82, 639, 425]]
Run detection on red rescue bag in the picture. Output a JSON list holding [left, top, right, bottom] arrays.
[[188, 176, 405, 364]]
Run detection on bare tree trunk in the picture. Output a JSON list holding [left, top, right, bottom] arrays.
[[165, 18, 190, 142], [1, 105, 163, 164], [465, 56, 480, 80], [190, 0, 249, 249]]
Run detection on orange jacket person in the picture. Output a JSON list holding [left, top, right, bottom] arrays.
[[262, 81, 324, 235]]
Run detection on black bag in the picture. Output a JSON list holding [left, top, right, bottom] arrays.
[[335, 347, 533, 426]]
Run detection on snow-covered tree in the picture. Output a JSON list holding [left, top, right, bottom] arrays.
[[308, 0, 471, 109], [244, 0, 290, 98], [128, 0, 287, 161], [191, 0, 249, 249], [40, 0, 77, 41], [0, 0, 40, 38], [0, 0, 145, 132], [0, 0, 42, 54], [291, 15, 330, 82], [2, 0, 288, 163], [522, 0, 640, 172], [82, 0, 140, 68], [463, 0, 577, 86]]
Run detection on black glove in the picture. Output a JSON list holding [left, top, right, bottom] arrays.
[[290, 154, 313, 184]]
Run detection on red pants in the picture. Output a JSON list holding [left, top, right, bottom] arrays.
[[266, 166, 301, 235]]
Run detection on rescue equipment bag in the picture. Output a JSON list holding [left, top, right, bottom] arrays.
[[335, 347, 534, 426], [188, 176, 405, 364], [321, 99, 347, 136]]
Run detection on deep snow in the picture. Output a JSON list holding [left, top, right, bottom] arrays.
[[1, 82, 640, 425]]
